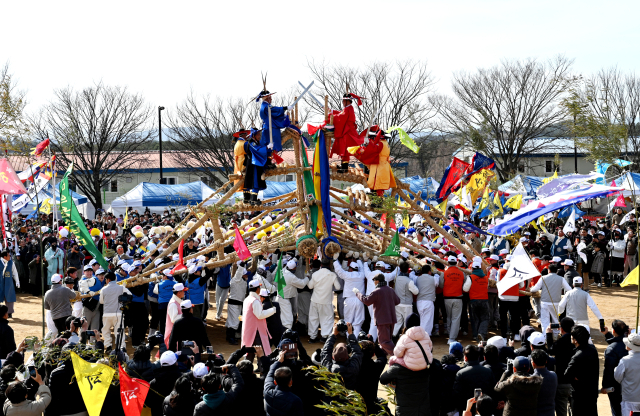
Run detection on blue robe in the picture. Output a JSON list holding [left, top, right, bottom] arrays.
[[551, 236, 570, 260], [0, 259, 16, 303], [259, 101, 290, 152], [243, 141, 267, 192]]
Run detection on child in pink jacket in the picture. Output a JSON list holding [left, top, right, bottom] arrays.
[[389, 323, 433, 371]]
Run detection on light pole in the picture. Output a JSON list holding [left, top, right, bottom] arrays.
[[158, 106, 165, 183]]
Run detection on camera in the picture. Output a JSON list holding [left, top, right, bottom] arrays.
[[206, 346, 214, 354], [28, 366, 36, 378], [85, 330, 95, 337], [148, 332, 163, 347], [474, 388, 482, 400], [245, 346, 256, 353], [336, 320, 348, 333], [118, 294, 134, 303], [550, 323, 560, 329], [181, 340, 195, 348]]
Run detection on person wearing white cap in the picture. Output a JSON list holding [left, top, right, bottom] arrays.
[[414, 264, 439, 337], [278, 258, 309, 330], [186, 264, 208, 321], [168, 299, 211, 354], [392, 262, 419, 337], [529, 262, 573, 332], [307, 259, 340, 343], [225, 262, 249, 345], [78, 264, 105, 330], [439, 255, 471, 344], [100, 272, 132, 351], [613, 332, 640, 416], [557, 276, 604, 332], [43, 273, 77, 335], [334, 254, 366, 335], [496, 255, 526, 340], [241, 279, 277, 355]]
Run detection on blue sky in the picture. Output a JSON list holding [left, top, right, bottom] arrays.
[[4, 0, 639, 120]]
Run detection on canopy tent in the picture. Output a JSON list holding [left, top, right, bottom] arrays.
[[15, 182, 89, 217], [108, 181, 218, 216], [399, 176, 439, 202], [498, 175, 544, 197]]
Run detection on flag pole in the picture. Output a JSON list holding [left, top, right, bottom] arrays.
[[27, 157, 45, 338], [631, 178, 640, 331]]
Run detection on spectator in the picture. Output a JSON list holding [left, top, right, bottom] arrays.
[[454, 344, 496, 413], [389, 313, 432, 371], [565, 325, 599, 416], [0, 304, 16, 360], [194, 366, 245, 415], [355, 339, 388, 415], [494, 356, 543, 416], [225, 346, 267, 416], [545, 317, 574, 416], [321, 322, 363, 390], [27, 255, 43, 297], [531, 349, 557, 416], [613, 332, 640, 416], [263, 351, 304, 416], [163, 374, 197, 416], [148, 351, 184, 416], [100, 272, 132, 352], [44, 241, 64, 287], [126, 334, 167, 382], [167, 300, 211, 355], [601, 319, 629, 416], [3, 372, 51, 416], [66, 243, 85, 270], [462, 395, 496, 416]]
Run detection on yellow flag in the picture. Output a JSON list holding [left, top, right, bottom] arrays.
[[39, 198, 52, 215], [621, 266, 639, 287], [542, 171, 558, 185], [537, 216, 548, 233], [490, 192, 503, 218], [467, 169, 495, 204], [504, 194, 523, 210], [437, 198, 448, 214], [124, 209, 129, 227], [71, 352, 115, 416], [530, 220, 539, 230], [478, 187, 491, 212]]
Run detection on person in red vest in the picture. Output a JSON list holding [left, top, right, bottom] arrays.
[[329, 92, 364, 173], [241, 280, 276, 355], [497, 259, 525, 340], [468, 259, 490, 342], [438, 256, 471, 345]]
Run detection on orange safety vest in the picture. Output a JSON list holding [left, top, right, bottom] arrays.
[[443, 266, 465, 298], [469, 272, 488, 300]]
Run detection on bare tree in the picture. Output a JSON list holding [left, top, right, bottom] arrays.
[[434, 56, 575, 181], [0, 62, 29, 152], [31, 83, 153, 210], [306, 60, 439, 163]]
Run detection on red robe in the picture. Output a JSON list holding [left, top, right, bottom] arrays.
[[330, 105, 363, 159]]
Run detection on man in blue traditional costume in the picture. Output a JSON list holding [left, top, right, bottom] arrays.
[[544, 228, 573, 262], [243, 128, 268, 206], [255, 87, 292, 169]]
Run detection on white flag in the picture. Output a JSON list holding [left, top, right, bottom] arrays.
[[497, 242, 541, 296], [563, 209, 576, 234]]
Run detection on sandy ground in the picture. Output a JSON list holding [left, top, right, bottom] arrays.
[[10, 284, 639, 416]]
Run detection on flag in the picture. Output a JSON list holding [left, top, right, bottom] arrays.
[[40, 198, 52, 215], [233, 225, 251, 261], [465, 152, 496, 177], [71, 352, 115, 416], [60, 165, 109, 269], [621, 265, 639, 287], [435, 157, 470, 202], [437, 198, 448, 214], [274, 255, 286, 297], [478, 188, 491, 212], [542, 170, 558, 185], [380, 213, 397, 231], [388, 126, 420, 153], [170, 240, 188, 274], [312, 132, 324, 235], [40, 155, 56, 181], [301, 136, 319, 235], [563, 208, 576, 234], [466, 169, 495, 204], [123, 209, 129, 227], [118, 363, 150, 416], [451, 220, 490, 235], [504, 194, 523, 210], [17, 161, 47, 183], [0, 159, 27, 195], [382, 230, 401, 257], [614, 194, 627, 207], [454, 186, 472, 215], [496, 243, 541, 295], [318, 130, 332, 236], [30, 138, 50, 156], [490, 191, 503, 218]]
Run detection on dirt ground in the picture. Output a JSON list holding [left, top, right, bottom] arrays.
[[10, 284, 639, 416]]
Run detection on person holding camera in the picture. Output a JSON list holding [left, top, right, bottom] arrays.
[[2, 369, 51, 416], [564, 325, 599, 416], [100, 271, 132, 351], [601, 319, 629, 416], [66, 243, 84, 270], [545, 317, 574, 416], [320, 321, 363, 390], [494, 356, 543, 416], [126, 333, 168, 382], [168, 299, 211, 357], [264, 351, 304, 416], [193, 364, 245, 415]]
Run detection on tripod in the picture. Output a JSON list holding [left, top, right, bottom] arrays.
[[114, 301, 129, 352]]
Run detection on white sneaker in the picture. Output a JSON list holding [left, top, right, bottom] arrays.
[[514, 334, 521, 341]]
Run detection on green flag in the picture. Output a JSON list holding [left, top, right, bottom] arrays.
[[388, 126, 420, 154], [382, 230, 402, 257], [301, 136, 318, 235], [273, 255, 286, 298], [60, 164, 109, 270]]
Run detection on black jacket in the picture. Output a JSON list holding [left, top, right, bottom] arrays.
[[428, 358, 444, 416], [545, 332, 574, 384], [321, 333, 363, 390], [45, 360, 88, 416], [355, 344, 388, 415], [0, 319, 16, 360], [379, 364, 430, 416], [494, 371, 543, 416], [167, 311, 211, 353], [163, 390, 197, 416], [264, 361, 303, 416], [602, 332, 628, 391], [565, 343, 600, 405], [193, 366, 244, 416], [453, 361, 496, 412], [148, 365, 183, 416]]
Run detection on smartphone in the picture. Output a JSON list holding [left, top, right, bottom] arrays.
[[474, 388, 482, 400], [28, 366, 36, 378], [600, 320, 606, 332], [550, 323, 560, 329], [206, 346, 214, 354], [85, 330, 95, 337]]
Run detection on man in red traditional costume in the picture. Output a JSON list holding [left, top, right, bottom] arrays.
[[329, 93, 365, 173], [349, 126, 397, 196]]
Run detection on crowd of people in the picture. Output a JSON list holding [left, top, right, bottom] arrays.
[[0, 198, 637, 416]]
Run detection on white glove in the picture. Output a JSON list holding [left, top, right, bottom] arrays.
[[267, 143, 273, 150], [333, 252, 340, 260], [352, 287, 360, 294], [15, 282, 20, 289], [237, 260, 244, 267], [287, 104, 295, 111], [563, 245, 570, 250], [346, 251, 353, 258], [362, 252, 369, 261], [372, 256, 378, 262], [353, 252, 360, 259], [89, 291, 95, 297], [364, 137, 369, 146]]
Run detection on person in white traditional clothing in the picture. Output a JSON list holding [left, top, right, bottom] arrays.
[[558, 276, 604, 333], [334, 254, 366, 335], [226, 261, 249, 345], [307, 259, 340, 343], [278, 259, 309, 330], [529, 262, 573, 332]]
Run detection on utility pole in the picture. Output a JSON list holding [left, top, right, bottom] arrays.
[[158, 106, 165, 183]]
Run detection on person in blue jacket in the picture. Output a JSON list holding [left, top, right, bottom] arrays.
[[256, 88, 292, 167]]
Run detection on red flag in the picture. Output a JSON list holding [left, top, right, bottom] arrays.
[[435, 157, 471, 202], [118, 363, 150, 416], [380, 213, 397, 231], [0, 159, 27, 195], [170, 240, 188, 274], [614, 194, 627, 207], [30, 138, 50, 156], [233, 224, 251, 260]]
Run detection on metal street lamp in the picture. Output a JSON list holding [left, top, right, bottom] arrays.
[[158, 106, 165, 183]]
